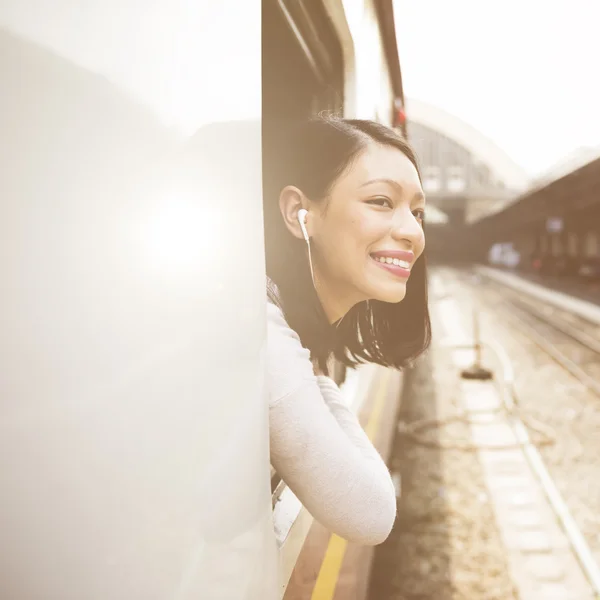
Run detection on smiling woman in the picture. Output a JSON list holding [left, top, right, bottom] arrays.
[[264, 116, 431, 373], [262, 116, 431, 546]]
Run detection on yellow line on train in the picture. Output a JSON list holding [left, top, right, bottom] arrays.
[[310, 369, 392, 600]]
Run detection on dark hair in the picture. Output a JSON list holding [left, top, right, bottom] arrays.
[[262, 116, 431, 374]]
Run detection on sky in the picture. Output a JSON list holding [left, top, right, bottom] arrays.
[[394, 0, 600, 178]]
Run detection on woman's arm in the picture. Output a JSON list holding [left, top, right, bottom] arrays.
[[267, 303, 396, 546], [315, 375, 392, 463]]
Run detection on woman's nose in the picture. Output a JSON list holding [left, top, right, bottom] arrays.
[[390, 207, 424, 248]]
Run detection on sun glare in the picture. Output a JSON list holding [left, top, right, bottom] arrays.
[[139, 194, 220, 274]]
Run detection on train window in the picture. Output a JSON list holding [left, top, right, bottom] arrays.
[[584, 231, 599, 257], [423, 166, 441, 193], [478, 164, 491, 187], [447, 166, 465, 193], [567, 232, 578, 257], [550, 235, 563, 256]]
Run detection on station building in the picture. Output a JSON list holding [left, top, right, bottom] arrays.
[[469, 154, 600, 276], [403, 98, 530, 263]]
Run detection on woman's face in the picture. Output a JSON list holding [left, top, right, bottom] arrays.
[[310, 141, 426, 313]]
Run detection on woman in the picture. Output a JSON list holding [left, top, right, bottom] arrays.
[[263, 117, 431, 545]]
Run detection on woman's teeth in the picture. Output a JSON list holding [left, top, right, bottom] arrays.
[[373, 256, 410, 269]]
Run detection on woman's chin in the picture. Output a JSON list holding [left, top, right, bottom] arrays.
[[369, 282, 407, 304]]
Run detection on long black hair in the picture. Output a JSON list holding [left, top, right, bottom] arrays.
[[263, 116, 431, 374]]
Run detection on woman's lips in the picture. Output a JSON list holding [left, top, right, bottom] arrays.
[[370, 255, 411, 279], [370, 249, 414, 263]]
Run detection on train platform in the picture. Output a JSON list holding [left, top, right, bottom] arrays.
[[513, 271, 600, 308], [476, 265, 600, 325], [365, 268, 598, 600]]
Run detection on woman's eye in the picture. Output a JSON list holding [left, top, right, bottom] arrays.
[[413, 209, 426, 221], [367, 197, 393, 208]]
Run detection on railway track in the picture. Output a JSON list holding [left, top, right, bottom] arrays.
[[436, 267, 600, 599], [468, 270, 600, 399]]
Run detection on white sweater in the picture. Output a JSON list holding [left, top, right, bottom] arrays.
[[266, 301, 397, 546]]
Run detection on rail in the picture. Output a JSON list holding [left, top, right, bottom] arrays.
[[476, 267, 600, 398], [487, 337, 600, 599], [439, 291, 600, 599]]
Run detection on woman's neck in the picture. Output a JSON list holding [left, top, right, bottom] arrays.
[[314, 275, 360, 325]]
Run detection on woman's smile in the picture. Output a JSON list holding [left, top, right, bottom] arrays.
[[369, 249, 414, 279]]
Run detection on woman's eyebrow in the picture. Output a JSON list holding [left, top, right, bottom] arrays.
[[359, 177, 403, 190], [361, 178, 425, 203]]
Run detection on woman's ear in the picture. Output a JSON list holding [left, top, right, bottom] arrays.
[[279, 185, 310, 240]]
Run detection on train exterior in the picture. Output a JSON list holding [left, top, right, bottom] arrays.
[[1, 2, 280, 599], [1, 0, 411, 598]]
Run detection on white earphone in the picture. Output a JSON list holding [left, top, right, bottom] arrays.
[[297, 208, 315, 285], [297, 208, 309, 242], [296, 208, 344, 328]]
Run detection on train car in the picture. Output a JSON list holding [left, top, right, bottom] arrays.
[[1, 0, 408, 598], [0, 2, 280, 599]]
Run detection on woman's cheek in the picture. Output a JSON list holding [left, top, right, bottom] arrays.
[[417, 227, 426, 254], [356, 213, 386, 247]]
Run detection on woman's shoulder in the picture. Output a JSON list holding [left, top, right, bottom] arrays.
[[266, 293, 302, 346], [265, 277, 297, 339], [266, 275, 282, 309], [265, 279, 315, 402]]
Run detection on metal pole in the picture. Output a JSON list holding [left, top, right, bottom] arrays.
[[461, 303, 493, 380]]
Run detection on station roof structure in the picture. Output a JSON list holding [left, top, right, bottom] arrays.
[[405, 97, 530, 193]]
